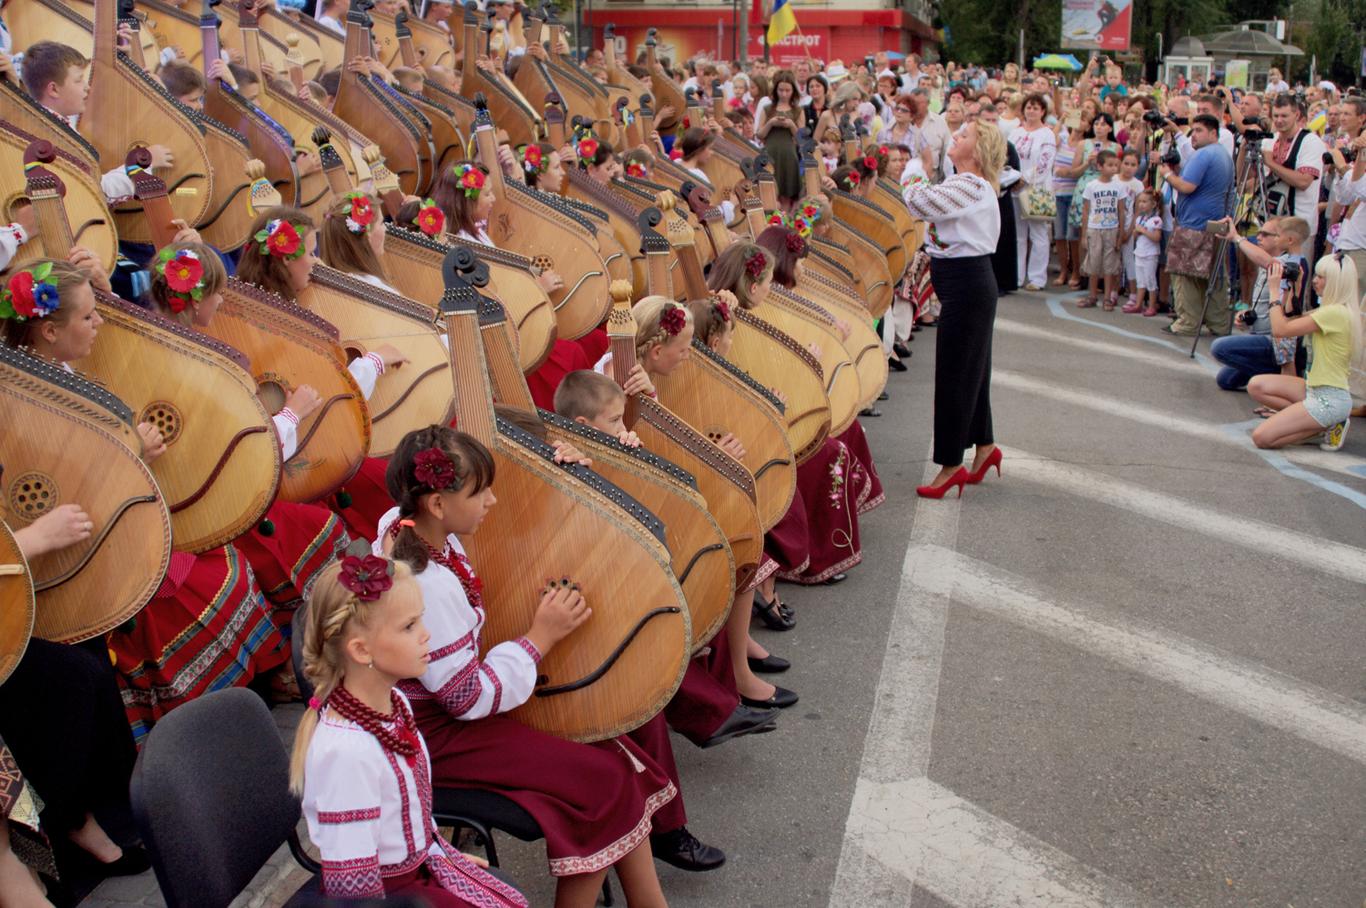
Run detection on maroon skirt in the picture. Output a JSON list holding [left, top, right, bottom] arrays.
[[777, 436, 863, 585], [383, 848, 527, 907], [664, 630, 739, 745], [836, 420, 884, 514], [414, 706, 679, 876]]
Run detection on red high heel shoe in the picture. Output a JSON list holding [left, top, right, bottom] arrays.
[[916, 467, 969, 499], [966, 447, 1003, 485]]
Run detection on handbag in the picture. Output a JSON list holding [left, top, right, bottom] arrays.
[[1021, 183, 1057, 221], [1166, 224, 1216, 278]]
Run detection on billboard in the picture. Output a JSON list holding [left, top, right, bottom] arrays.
[[1060, 0, 1132, 52]]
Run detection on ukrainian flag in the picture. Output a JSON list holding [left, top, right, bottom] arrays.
[[768, 0, 797, 45]]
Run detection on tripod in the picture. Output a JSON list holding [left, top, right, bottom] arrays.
[[1188, 136, 1272, 357]]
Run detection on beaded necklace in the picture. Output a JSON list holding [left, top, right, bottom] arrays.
[[327, 686, 422, 766]]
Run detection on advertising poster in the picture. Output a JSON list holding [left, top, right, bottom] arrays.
[[1224, 60, 1249, 89], [1061, 0, 1133, 52]]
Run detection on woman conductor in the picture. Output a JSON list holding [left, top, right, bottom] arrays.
[[899, 121, 1008, 498]]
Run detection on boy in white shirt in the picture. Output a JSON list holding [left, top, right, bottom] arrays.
[[1079, 150, 1126, 309], [1117, 150, 1145, 308], [1128, 189, 1164, 316]]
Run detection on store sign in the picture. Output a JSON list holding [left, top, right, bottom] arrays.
[[1060, 0, 1132, 52], [747, 29, 827, 65]]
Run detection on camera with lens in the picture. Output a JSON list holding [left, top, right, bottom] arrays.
[[1159, 146, 1182, 169], [1323, 148, 1359, 165], [1242, 127, 1274, 142], [1142, 108, 1166, 128]]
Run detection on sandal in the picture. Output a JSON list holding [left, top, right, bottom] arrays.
[[752, 593, 795, 631], [1253, 406, 1277, 419], [1077, 297, 1099, 309], [1068, 279, 1084, 290], [1121, 300, 1142, 314]]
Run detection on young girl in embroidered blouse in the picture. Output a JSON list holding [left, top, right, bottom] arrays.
[[317, 191, 400, 295], [375, 426, 709, 908], [291, 549, 528, 907]]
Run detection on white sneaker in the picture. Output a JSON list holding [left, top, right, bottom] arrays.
[[1320, 418, 1349, 452]]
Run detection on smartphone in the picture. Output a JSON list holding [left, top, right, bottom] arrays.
[[1204, 219, 1226, 235]]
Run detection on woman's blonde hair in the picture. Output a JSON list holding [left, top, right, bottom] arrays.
[[968, 122, 1007, 193], [705, 242, 773, 309], [319, 193, 388, 283], [632, 294, 693, 361], [1313, 254, 1364, 372], [0, 259, 91, 350], [287, 558, 416, 795]]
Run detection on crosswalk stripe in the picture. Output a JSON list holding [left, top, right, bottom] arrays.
[[993, 369, 1366, 484], [1006, 451, 1366, 585], [909, 545, 1366, 765]]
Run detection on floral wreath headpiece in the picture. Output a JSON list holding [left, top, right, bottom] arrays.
[[153, 247, 208, 314], [337, 538, 395, 603], [416, 198, 445, 237], [413, 445, 459, 492], [451, 162, 487, 200], [0, 262, 60, 322], [575, 136, 600, 168], [335, 191, 377, 236], [767, 211, 813, 240], [659, 303, 687, 337], [254, 218, 306, 260], [517, 144, 548, 176], [744, 248, 768, 280], [625, 160, 649, 179]]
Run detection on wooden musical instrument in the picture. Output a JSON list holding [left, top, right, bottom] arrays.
[[296, 265, 453, 457], [332, 3, 430, 195], [641, 30, 684, 131], [471, 98, 612, 340], [469, 283, 733, 652], [440, 249, 688, 742], [245, 1, 337, 78], [599, 23, 652, 102], [212, 0, 324, 79], [369, 7, 454, 71], [0, 129, 115, 278], [0, 346, 172, 643], [0, 520, 35, 687], [457, 7, 541, 148], [206, 279, 370, 504], [23, 148, 279, 553], [379, 226, 556, 372], [387, 12, 477, 141], [9, 0, 161, 65]]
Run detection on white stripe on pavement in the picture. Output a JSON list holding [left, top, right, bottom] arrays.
[[1006, 451, 1366, 586], [835, 778, 1156, 908], [910, 545, 1366, 765], [996, 318, 1207, 374]]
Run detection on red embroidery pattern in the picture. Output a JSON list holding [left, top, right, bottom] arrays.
[[321, 855, 384, 898], [479, 663, 503, 714], [427, 629, 477, 663], [546, 782, 677, 876], [513, 636, 542, 664], [317, 807, 382, 824]]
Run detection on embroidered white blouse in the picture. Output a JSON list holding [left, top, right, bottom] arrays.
[[302, 691, 526, 905], [268, 352, 384, 461], [373, 507, 542, 719], [900, 160, 1001, 258]]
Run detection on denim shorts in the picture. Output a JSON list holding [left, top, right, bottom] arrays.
[[1054, 194, 1078, 241], [1304, 385, 1352, 428]]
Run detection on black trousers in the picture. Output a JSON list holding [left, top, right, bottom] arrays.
[[930, 255, 998, 467], [0, 638, 136, 833]]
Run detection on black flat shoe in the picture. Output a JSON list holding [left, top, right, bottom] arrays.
[[824, 572, 848, 585], [893, 342, 911, 358], [752, 593, 795, 631], [888, 358, 908, 373], [911, 324, 923, 332], [740, 685, 799, 710], [747, 653, 791, 673], [74, 845, 152, 878], [859, 407, 881, 417], [651, 827, 726, 871], [877, 391, 889, 401], [701, 705, 779, 748]]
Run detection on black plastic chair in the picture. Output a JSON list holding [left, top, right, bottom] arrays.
[[129, 688, 321, 908], [290, 605, 614, 906]]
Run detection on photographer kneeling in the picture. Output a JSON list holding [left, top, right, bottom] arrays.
[[1210, 215, 1308, 391], [1248, 254, 1362, 451]]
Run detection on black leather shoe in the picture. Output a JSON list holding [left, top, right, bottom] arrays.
[[888, 358, 908, 373], [651, 827, 726, 871], [748, 653, 791, 673], [701, 705, 779, 748], [859, 407, 882, 417], [893, 342, 911, 358], [76, 845, 152, 878], [824, 572, 848, 585], [740, 685, 799, 710], [877, 391, 889, 401], [752, 593, 795, 630]]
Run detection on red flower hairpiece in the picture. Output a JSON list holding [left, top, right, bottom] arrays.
[[668, 148, 683, 161], [341, 192, 375, 235], [338, 547, 395, 602], [659, 304, 687, 337], [844, 170, 861, 187], [744, 249, 767, 280], [153, 246, 207, 314], [862, 155, 879, 170], [416, 198, 445, 237], [713, 298, 731, 323], [626, 160, 648, 178], [0, 262, 60, 322], [254, 219, 305, 260], [452, 163, 486, 200], [785, 232, 807, 255], [576, 137, 599, 161], [519, 144, 546, 175], [413, 446, 457, 490], [767, 212, 786, 227]]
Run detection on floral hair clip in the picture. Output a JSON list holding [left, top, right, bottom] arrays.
[[862, 155, 879, 170], [767, 212, 787, 228], [416, 199, 445, 237], [413, 445, 458, 491], [338, 538, 395, 602], [668, 148, 683, 161], [576, 137, 599, 164], [339, 192, 376, 236], [254, 218, 305, 260], [0, 262, 60, 322], [451, 163, 486, 200], [792, 216, 812, 239], [519, 144, 547, 176], [841, 170, 861, 189], [744, 249, 768, 280], [659, 304, 687, 337], [626, 160, 649, 179], [711, 296, 731, 323], [785, 232, 808, 255], [800, 202, 821, 223], [153, 247, 207, 313]]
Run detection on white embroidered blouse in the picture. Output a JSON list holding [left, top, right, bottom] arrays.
[[900, 161, 1001, 258], [373, 507, 542, 719]]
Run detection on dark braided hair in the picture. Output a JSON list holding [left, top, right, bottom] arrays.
[[385, 425, 496, 572]]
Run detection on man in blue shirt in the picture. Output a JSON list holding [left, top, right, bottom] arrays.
[[1158, 114, 1235, 335]]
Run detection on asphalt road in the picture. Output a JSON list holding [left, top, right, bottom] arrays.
[[498, 286, 1366, 908]]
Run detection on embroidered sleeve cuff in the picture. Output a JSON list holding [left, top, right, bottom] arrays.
[[1296, 166, 1321, 179], [278, 407, 300, 426], [514, 636, 543, 664], [364, 351, 386, 376], [4, 223, 28, 244]]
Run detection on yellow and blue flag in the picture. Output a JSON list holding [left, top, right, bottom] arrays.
[[768, 0, 797, 45]]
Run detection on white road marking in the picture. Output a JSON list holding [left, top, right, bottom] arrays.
[[831, 453, 1149, 907], [910, 545, 1366, 765], [1006, 451, 1366, 585], [996, 317, 1207, 374], [993, 368, 1366, 484]]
